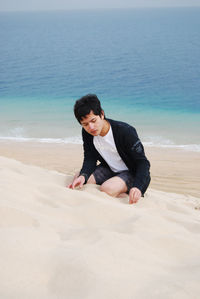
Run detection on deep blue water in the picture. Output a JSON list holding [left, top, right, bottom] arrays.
[[0, 8, 200, 149]]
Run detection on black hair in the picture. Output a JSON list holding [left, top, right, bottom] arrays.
[[74, 94, 104, 123]]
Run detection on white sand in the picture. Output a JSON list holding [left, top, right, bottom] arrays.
[[0, 142, 200, 197], [0, 155, 200, 299]]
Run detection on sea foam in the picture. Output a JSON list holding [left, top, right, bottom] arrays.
[[0, 135, 199, 152]]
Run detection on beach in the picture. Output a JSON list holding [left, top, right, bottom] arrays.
[[1, 7, 200, 298], [0, 141, 199, 197], [0, 141, 200, 299]]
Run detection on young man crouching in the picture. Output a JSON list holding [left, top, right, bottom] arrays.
[[68, 94, 150, 204]]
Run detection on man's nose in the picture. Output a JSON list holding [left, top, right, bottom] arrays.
[[89, 122, 94, 130]]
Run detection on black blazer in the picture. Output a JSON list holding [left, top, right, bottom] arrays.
[[80, 118, 151, 194]]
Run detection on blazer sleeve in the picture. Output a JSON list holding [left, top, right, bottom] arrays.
[[79, 129, 98, 183], [123, 126, 151, 194]]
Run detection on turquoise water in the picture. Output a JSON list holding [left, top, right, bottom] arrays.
[[0, 8, 200, 150]]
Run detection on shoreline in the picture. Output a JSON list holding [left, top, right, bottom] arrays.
[[0, 140, 199, 198]]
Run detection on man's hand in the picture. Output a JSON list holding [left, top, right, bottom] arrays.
[[129, 187, 142, 204], [68, 175, 85, 190]]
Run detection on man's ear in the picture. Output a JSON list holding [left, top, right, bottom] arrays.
[[101, 110, 105, 119]]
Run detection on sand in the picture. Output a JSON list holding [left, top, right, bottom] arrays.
[[0, 141, 199, 197], [0, 141, 200, 298]]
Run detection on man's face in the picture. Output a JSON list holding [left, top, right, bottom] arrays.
[[80, 110, 105, 136]]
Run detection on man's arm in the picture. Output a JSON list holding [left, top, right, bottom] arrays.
[[67, 129, 97, 189], [79, 129, 98, 183], [123, 126, 151, 196], [67, 129, 98, 190]]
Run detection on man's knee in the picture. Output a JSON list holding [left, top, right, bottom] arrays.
[[100, 183, 118, 197], [100, 177, 128, 197]]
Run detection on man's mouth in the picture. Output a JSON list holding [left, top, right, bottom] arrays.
[[91, 130, 97, 134]]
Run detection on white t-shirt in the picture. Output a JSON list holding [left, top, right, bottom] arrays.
[[93, 126, 128, 172]]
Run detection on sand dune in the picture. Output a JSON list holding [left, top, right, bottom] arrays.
[[0, 156, 200, 298]]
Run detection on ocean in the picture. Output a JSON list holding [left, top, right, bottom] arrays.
[[0, 8, 200, 151]]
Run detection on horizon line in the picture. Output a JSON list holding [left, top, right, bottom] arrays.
[[1, 5, 200, 13]]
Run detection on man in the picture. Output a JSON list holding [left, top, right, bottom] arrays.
[[68, 94, 150, 204]]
